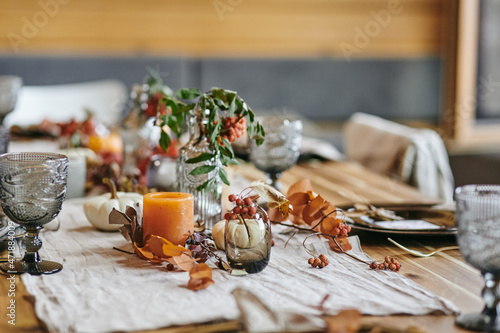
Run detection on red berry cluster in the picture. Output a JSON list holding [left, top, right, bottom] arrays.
[[308, 254, 329, 269], [224, 193, 257, 220], [221, 116, 246, 142], [369, 256, 401, 271], [145, 92, 167, 117]]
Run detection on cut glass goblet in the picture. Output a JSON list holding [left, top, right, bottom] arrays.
[[455, 184, 500, 332], [0, 152, 68, 275]]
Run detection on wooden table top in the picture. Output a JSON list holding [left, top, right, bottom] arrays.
[[0, 161, 483, 333]]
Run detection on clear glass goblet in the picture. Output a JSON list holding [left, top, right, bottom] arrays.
[[455, 184, 500, 332], [0, 152, 68, 275], [250, 116, 302, 191]]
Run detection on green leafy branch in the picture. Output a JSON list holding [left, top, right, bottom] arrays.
[[158, 87, 265, 191]]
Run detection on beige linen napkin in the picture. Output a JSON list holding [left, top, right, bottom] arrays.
[[344, 112, 455, 203], [21, 199, 459, 333]]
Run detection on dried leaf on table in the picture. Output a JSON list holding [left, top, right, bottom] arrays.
[[302, 194, 336, 228], [109, 203, 144, 247], [168, 252, 197, 272], [187, 263, 215, 291], [250, 180, 292, 219], [325, 309, 362, 333], [110, 193, 215, 291], [328, 236, 352, 253]]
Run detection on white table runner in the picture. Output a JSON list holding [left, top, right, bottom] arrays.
[[21, 199, 459, 333]]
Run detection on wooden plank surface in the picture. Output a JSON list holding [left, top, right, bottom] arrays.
[[0, 0, 444, 58], [0, 160, 482, 333], [237, 160, 441, 208]]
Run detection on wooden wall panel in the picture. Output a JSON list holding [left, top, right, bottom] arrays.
[[0, 0, 444, 58]]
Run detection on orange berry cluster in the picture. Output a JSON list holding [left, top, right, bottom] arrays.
[[369, 256, 401, 271], [224, 193, 257, 220], [308, 254, 329, 269], [221, 116, 246, 142]]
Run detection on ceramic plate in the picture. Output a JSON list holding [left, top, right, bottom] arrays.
[[346, 208, 457, 236]]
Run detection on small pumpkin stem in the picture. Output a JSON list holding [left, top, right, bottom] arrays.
[[103, 177, 118, 199], [239, 214, 251, 239]]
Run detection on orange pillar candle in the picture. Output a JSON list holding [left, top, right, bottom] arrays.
[[143, 192, 194, 246]]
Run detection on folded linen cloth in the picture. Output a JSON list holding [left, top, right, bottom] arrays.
[[344, 113, 455, 203], [20, 199, 459, 333], [300, 136, 345, 161]]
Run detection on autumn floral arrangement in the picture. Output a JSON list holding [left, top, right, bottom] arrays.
[[110, 178, 401, 291], [122, 70, 173, 131], [155, 87, 265, 191]]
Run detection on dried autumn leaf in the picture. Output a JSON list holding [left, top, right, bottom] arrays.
[[146, 235, 170, 257], [328, 236, 352, 253], [162, 242, 190, 257], [287, 178, 314, 196], [250, 180, 292, 219], [133, 243, 163, 263], [325, 309, 362, 333], [302, 195, 332, 227], [187, 263, 215, 291], [287, 191, 313, 224], [320, 217, 340, 234], [170, 252, 196, 272]]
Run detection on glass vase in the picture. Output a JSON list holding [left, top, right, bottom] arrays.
[[121, 117, 160, 177], [225, 207, 272, 274], [176, 109, 222, 231]]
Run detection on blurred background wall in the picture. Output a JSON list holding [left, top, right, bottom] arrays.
[[0, 0, 446, 122]]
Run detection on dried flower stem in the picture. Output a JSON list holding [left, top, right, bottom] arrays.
[[113, 246, 134, 255], [331, 237, 371, 265]]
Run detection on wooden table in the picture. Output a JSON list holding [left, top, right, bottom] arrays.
[[0, 161, 484, 333]]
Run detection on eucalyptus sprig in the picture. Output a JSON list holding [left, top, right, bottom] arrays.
[[158, 87, 265, 191]]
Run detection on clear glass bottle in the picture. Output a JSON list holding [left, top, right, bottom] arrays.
[[176, 109, 222, 231], [225, 207, 272, 274]]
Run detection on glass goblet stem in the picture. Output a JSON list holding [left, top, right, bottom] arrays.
[[481, 272, 500, 317], [456, 272, 500, 331], [266, 172, 282, 192], [22, 226, 44, 264]]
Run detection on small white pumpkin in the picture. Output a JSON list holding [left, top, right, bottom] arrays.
[[212, 218, 266, 250], [212, 220, 226, 250], [83, 178, 143, 231]]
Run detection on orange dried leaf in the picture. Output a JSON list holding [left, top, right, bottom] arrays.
[[162, 243, 189, 257], [286, 178, 314, 196], [268, 206, 287, 222], [146, 235, 170, 257], [189, 262, 212, 279], [288, 192, 312, 206], [187, 263, 214, 291], [133, 243, 163, 263], [320, 217, 338, 234], [328, 236, 352, 253], [302, 195, 330, 226], [325, 309, 361, 333], [171, 252, 197, 272], [145, 235, 188, 258]]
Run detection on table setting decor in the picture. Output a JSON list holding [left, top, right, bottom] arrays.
[[158, 87, 265, 230], [0, 152, 68, 275], [18, 194, 459, 333]]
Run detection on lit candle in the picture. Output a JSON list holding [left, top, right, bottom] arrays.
[[143, 192, 194, 246]]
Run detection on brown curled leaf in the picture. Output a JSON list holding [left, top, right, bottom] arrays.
[[328, 236, 352, 253], [187, 263, 214, 291]]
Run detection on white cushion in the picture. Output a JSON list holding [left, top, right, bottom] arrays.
[[4, 79, 128, 128]]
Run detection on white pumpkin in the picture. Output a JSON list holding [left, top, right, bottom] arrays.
[[83, 178, 143, 231], [212, 220, 227, 250]]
